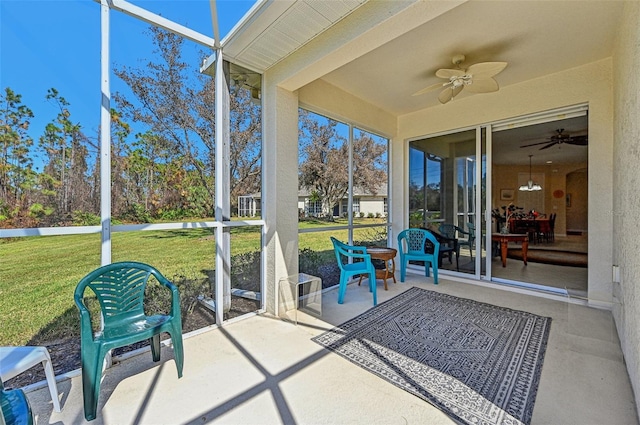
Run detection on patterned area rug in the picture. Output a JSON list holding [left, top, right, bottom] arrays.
[[312, 287, 551, 425]]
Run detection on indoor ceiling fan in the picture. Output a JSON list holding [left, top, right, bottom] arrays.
[[519, 129, 588, 150], [412, 54, 508, 104]]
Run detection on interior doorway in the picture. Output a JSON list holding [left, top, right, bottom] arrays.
[[489, 109, 588, 297]]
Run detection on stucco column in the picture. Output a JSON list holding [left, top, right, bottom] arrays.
[[262, 83, 299, 315]]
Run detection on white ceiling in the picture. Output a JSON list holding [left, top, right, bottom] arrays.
[[224, 0, 624, 166], [320, 1, 623, 116]]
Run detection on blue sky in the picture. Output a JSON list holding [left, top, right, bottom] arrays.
[[0, 0, 255, 166]]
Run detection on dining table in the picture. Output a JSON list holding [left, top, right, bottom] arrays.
[[509, 217, 551, 244], [492, 233, 529, 267]]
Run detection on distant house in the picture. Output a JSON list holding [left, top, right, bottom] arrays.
[[238, 184, 388, 218]]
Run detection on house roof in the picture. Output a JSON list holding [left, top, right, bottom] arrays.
[[221, 0, 369, 72]]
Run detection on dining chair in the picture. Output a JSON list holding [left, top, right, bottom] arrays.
[[0, 346, 61, 412], [74, 262, 184, 421], [330, 237, 377, 306], [397, 228, 439, 284], [537, 219, 552, 243]]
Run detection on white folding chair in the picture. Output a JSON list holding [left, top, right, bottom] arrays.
[[0, 346, 61, 412]]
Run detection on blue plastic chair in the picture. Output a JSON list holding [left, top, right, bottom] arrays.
[[74, 262, 184, 421], [330, 237, 377, 306], [397, 228, 440, 284]]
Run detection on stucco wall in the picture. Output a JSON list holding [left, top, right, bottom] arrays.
[[395, 59, 614, 304], [612, 0, 640, 415]]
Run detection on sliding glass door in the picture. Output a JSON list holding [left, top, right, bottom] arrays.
[[408, 128, 481, 276]]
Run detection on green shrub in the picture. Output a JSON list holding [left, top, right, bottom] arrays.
[[120, 204, 153, 223], [299, 247, 322, 277], [145, 272, 211, 321], [72, 211, 101, 226], [231, 250, 262, 292]]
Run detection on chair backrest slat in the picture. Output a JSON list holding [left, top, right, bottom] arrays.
[[76, 262, 155, 324]]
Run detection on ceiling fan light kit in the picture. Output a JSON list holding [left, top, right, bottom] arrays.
[[413, 54, 508, 104], [519, 154, 542, 192]]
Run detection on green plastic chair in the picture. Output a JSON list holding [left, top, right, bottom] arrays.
[[458, 222, 476, 258], [74, 262, 184, 421], [397, 228, 440, 284], [0, 380, 33, 425], [330, 237, 377, 306]]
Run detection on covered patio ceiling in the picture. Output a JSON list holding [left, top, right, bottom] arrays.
[[222, 0, 623, 166]]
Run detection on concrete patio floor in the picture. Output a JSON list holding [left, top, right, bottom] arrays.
[[24, 274, 638, 424]]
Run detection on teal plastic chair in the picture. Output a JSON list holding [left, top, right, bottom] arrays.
[[0, 380, 33, 425], [74, 262, 184, 421], [330, 237, 377, 306], [397, 228, 439, 284]]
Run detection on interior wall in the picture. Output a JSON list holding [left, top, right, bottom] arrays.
[[396, 58, 613, 304], [612, 0, 640, 416], [566, 169, 588, 232]]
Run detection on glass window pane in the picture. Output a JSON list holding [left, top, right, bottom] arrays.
[[409, 130, 477, 274], [298, 110, 349, 224], [353, 128, 388, 224]]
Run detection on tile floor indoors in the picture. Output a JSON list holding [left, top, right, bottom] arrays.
[[22, 272, 637, 425]]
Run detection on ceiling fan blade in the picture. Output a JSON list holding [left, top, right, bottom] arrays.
[[539, 142, 559, 150], [520, 140, 557, 148], [435, 68, 466, 79], [438, 85, 463, 104], [465, 77, 499, 93], [566, 136, 588, 145], [412, 81, 446, 96], [466, 62, 508, 79]]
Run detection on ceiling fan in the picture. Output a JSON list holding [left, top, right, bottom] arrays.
[[412, 54, 508, 104], [519, 129, 588, 150]]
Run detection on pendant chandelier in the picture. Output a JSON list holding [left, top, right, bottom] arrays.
[[519, 154, 542, 191]]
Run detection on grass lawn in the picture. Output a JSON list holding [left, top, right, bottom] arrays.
[[0, 218, 386, 346]]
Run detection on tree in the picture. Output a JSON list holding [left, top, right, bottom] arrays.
[[299, 111, 387, 219], [38, 88, 93, 222], [0, 88, 35, 220], [114, 27, 262, 218]]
